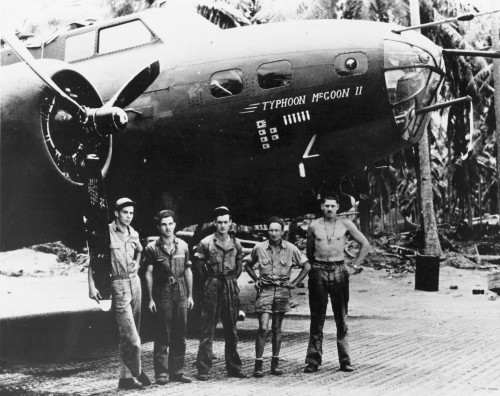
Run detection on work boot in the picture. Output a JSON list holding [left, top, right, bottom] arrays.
[[340, 363, 354, 372], [156, 376, 168, 385], [304, 363, 318, 373], [271, 356, 283, 375], [170, 373, 193, 383], [118, 378, 142, 390], [253, 359, 264, 378], [137, 371, 152, 386], [197, 373, 210, 381], [228, 371, 247, 379]]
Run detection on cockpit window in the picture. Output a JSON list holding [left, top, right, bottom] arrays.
[[65, 31, 95, 62], [210, 69, 243, 98], [98, 20, 154, 55], [258, 60, 292, 89]]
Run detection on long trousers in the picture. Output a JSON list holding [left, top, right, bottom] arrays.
[[153, 282, 188, 378], [305, 264, 351, 366], [196, 276, 242, 375], [112, 276, 142, 379]]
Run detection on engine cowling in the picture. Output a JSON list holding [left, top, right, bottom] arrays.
[[1, 59, 111, 250]]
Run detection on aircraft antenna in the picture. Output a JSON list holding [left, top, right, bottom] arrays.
[[392, 9, 500, 34], [442, 49, 500, 58]]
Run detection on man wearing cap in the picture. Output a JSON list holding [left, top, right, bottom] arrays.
[[88, 198, 151, 390], [245, 216, 310, 378], [195, 206, 247, 380], [304, 194, 370, 374], [144, 210, 194, 384]]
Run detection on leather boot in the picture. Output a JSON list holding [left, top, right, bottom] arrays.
[[253, 359, 264, 378], [271, 356, 283, 376]]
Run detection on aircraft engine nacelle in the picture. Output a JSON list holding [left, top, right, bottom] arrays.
[[1, 60, 111, 250]]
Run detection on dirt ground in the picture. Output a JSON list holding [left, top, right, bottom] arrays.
[[0, 246, 497, 320], [241, 264, 498, 319]]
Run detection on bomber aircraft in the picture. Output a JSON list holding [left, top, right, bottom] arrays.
[[1, 4, 494, 255]]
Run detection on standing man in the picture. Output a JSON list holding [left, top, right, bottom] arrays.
[[195, 206, 247, 381], [144, 210, 194, 385], [88, 198, 151, 390], [245, 216, 310, 378], [304, 194, 370, 373]]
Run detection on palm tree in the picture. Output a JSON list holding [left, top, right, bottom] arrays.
[[426, 0, 498, 229]]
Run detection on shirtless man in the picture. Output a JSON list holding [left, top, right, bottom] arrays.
[[304, 194, 370, 373]]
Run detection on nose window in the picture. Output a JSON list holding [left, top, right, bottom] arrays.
[[385, 68, 430, 105], [384, 40, 436, 106], [383, 40, 444, 141], [384, 40, 434, 68]]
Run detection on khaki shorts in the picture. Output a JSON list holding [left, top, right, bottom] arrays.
[[256, 285, 291, 313]]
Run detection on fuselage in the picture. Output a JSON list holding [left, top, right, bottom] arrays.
[[1, 7, 445, 245]]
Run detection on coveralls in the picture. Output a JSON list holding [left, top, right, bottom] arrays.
[[195, 234, 244, 375], [109, 221, 143, 380], [143, 237, 191, 380]]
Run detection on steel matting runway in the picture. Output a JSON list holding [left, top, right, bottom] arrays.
[[1, 310, 499, 396]]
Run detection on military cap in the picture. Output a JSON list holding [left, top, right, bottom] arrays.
[[115, 197, 136, 211], [267, 216, 285, 230], [154, 209, 176, 223], [213, 206, 230, 217]]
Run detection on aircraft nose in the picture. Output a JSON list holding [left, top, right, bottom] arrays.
[[383, 39, 445, 143]]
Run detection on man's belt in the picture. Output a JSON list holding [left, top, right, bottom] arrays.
[[209, 273, 236, 280], [154, 274, 184, 285], [111, 272, 138, 280], [314, 260, 344, 266], [260, 277, 289, 287], [167, 276, 183, 285]]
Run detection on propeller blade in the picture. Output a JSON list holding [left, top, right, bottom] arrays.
[[105, 60, 160, 109], [92, 61, 159, 135], [1, 31, 88, 122]]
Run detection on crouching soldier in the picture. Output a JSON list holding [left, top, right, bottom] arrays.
[[245, 216, 310, 377], [144, 210, 194, 384]]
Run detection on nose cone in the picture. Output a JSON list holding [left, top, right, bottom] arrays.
[[383, 29, 446, 143]]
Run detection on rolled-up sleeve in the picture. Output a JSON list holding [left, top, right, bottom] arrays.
[[142, 245, 155, 267], [292, 245, 308, 267], [183, 242, 192, 268], [235, 240, 245, 261], [247, 246, 259, 267], [131, 230, 143, 253], [195, 241, 207, 260]]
